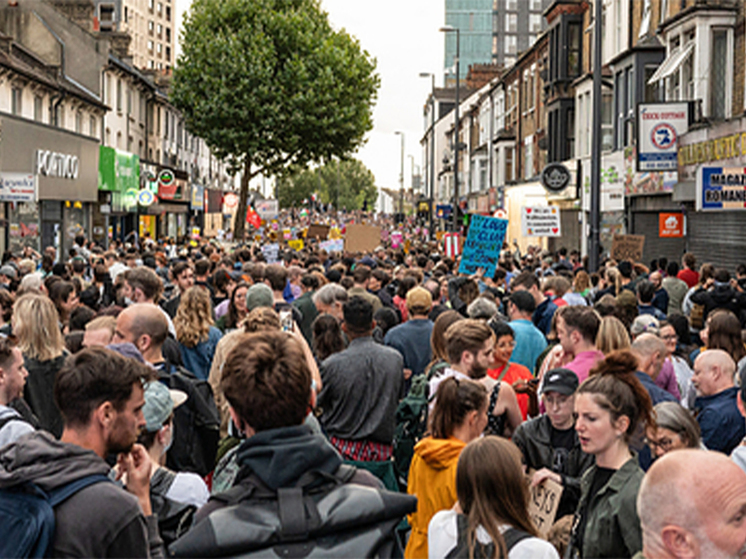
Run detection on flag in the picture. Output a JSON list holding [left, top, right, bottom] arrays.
[[246, 207, 261, 228]]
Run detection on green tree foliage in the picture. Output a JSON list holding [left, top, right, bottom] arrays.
[[171, 0, 379, 238], [276, 159, 378, 211]]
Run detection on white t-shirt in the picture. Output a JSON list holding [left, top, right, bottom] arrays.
[[164, 471, 210, 508], [428, 509, 559, 559]]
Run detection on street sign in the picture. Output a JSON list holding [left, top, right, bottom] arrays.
[[540, 163, 571, 193], [137, 189, 155, 206], [659, 213, 684, 237], [637, 102, 689, 171]]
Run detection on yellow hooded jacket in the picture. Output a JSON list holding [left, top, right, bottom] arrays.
[[404, 436, 466, 559]]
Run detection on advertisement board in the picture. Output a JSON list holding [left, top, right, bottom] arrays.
[[637, 103, 689, 171], [0, 173, 36, 202], [697, 167, 746, 211]]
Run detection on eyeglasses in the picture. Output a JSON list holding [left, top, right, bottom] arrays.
[[645, 436, 676, 452], [661, 334, 678, 341]]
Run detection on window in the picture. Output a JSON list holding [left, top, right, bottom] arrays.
[[602, 92, 613, 152], [166, 6, 171, 21], [530, 0, 542, 10], [505, 147, 514, 182], [157, 43, 162, 54], [524, 137, 534, 179], [505, 35, 517, 55], [660, 0, 668, 25], [127, 87, 132, 115], [710, 29, 728, 119], [530, 14, 542, 33], [157, 2, 162, 14], [90, 116, 97, 137], [504, 56, 516, 66], [148, 20, 154, 33], [644, 66, 661, 102], [506, 13, 517, 32], [58, 104, 65, 128], [166, 46, 171, 60], [75, 112, 82, 134], [566, 108, 575, 158], [148, 0, 154, 10], [506, 0, 517, 10], [157, 23, 162, 35], [124, 6, 128, 23], [166, 28, 171, 43], [34, 95, 43, 122], [116, 79, 122, 112], [11, 86, 21, 115], [568, 22, 581, 77], [148, 40, 153, 51]]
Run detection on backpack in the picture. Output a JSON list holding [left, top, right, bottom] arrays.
[[0, 474, 111, 558], [161, 364, 221, 477], [392, 360, 449, 490], [168, 464, 417, 559], [444, 513, 532, 559], [150, 468, 196, 548]]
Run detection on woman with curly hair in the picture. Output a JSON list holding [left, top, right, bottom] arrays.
[[174, 286, 222, 381]]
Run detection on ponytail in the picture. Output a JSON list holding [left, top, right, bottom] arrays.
[[430, 377, 487, 439], [581, 350, 655, 439]]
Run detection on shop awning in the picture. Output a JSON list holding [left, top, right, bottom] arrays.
[[647, 43, 694, 84]]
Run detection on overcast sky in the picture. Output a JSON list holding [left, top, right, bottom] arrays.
[[175, 1, 445, 203]]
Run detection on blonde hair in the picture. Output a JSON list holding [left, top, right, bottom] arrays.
[[174, 286, 214, 348], [596, 315, 632, 355], [13, 294, 65, 361]]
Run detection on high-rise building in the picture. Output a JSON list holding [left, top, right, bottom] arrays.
[[94, 0, 175, 71], [444, 0, 552, 84]]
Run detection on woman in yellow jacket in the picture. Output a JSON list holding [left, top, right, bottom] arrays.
[[405, 377, 489, 559]]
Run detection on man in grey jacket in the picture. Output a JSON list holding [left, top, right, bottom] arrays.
[[0, 347, 164, 558], [0, 337, 33, 448]]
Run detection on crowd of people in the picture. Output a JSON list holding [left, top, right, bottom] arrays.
[[0, 229, 745, 558]]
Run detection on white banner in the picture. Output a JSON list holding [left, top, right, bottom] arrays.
[[521, 206, 561, 237], [0, 173, 37, 202], [255, 200, 279, 220]]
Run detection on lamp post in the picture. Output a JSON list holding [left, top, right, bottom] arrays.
[[440, 25, 460, 233], [589, 0, 603, 272], [394, 131, 405, 221], [419, 71, 436, 240]]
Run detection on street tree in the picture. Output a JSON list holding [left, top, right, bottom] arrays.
[[171, 0, 379, 239], [276, 158, 378, 211]]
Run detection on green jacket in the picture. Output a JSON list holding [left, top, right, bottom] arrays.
[[570, 456, 644, 559]]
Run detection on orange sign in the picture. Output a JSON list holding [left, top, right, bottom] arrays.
[[659, 213, 684, 238]]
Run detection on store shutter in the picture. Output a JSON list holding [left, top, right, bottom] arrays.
[[630, 212, 687, 266], [548, 209, 581, 254], [687, 212, 746, 271]]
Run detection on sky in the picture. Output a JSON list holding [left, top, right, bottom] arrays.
[[174, 1, 445, 208]]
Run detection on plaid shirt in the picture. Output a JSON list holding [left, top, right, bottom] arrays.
[[329, 436, 393, 462]]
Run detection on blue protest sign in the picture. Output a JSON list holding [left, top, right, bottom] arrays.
[[458, 215, 508, 277]]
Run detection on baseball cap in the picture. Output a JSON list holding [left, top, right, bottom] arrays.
[[245, 283, 273, 311], [0, 265, 16, 280], [406, 287, 432, 311], [143, 381, 187, 432], [541, 368, 579, 396], [630, 314, 660, 337]]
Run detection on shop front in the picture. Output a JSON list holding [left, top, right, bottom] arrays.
[[190, 184, 205, 236], [157, 169, 190, 241], [203, 188, 223, 237], [0, 113, 99, 256], [678, 117, 746, 269], [97, 146, 140, 246]]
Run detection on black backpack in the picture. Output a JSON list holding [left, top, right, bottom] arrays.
[[168, 464, 417, 559], [161, 364, 220, 477], [445, 513, 532, 558]]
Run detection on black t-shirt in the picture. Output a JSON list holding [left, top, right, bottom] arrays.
[[549, 424, 575, 475], [576, 466, 616, 555]]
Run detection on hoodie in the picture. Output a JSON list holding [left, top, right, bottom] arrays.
[[404, 437, 466, 559], [0, 431, 162, 558]]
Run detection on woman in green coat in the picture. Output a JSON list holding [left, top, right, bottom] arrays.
[[569, 349, 655, 559]]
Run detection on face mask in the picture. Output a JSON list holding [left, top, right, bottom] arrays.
[[124, 296, 134, 307], [162, 424, 173, 455]]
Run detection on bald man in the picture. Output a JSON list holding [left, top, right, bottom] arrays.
[[637, 449, 746, 559], [112, 304, 169, 365], [631, 334, 677, 405], [693, 349, 745, 454]]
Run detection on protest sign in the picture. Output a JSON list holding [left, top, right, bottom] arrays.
[[527, 472, 563, 538], [255, 200, 279, 220], [261, 243, 280, 264], [319, 239, 344, 253], [458, 215, 508, 277], [288, 239, 304, 251], [391, 231, 403, 249], [306, 224, 330, 240], [521, 206, 561, 237], [345, 224, 381, 254], [611, 234, 645, 262]]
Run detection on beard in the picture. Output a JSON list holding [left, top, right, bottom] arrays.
[[469, 362, 488, 379]]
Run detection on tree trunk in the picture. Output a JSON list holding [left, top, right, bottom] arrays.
[[234, 158, 251, 242]]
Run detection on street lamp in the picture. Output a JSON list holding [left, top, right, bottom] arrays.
[[419, 71, 436, 240], [394, 131, 405, 221], [440, 25, 460, 233]]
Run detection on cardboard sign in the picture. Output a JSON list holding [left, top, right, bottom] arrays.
[[458, 215, 508, 277], [659, 213, 684, 238], [345, 224, 381, 254], [307, 224, 330, 240], [611, 234, 645, 262], [527, 473, 564, 538], [521, 206, 561, 237], [261, 243, 280, 264], [319, 239, 344, 253]]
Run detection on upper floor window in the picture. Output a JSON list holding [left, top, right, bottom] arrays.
[[34, 95, 43, 122], [11, 87, 21, 116]]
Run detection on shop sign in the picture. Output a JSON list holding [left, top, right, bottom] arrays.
[[521, 206, 561, 237], [436, 204, 453, 219], [582, 153, 626, 210], [541, 163, 571, 193], [679, 132, 746, 167], [637, 103, 689, 171], [697, 167, 746, 211], [99, 147, 139, 193], [224, 192, 239, 209], [137, 189, 155, 207], [0, 173, 36, 202], [36, 150, 79, 180], [659, 213, 684, 237], [190, 185, 205, 211], [159, 169, 175, 187]]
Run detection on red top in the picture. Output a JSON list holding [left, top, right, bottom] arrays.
[[678, 268, 700, 289], [487, 362, 533, 420]]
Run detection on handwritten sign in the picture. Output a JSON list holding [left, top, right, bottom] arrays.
[[391, 231, 403, 249], [521, 206, 561, 237], [345, 224, 381, 254], [319, 239, 344, 253], [261, 243, 280, 264], [611, 234, 645, 262], [527, 473, 564, 538], [458, 215, 508, 277], [307, 224, 330, 240]]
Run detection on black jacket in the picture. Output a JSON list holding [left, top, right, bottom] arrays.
[[512, 414, 594, 519], [690, 284, 746, 326]]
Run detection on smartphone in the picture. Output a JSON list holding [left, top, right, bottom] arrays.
[[280, 310, 293, 332]]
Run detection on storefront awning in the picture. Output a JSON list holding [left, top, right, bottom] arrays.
[[647, 43, 694, 84]]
